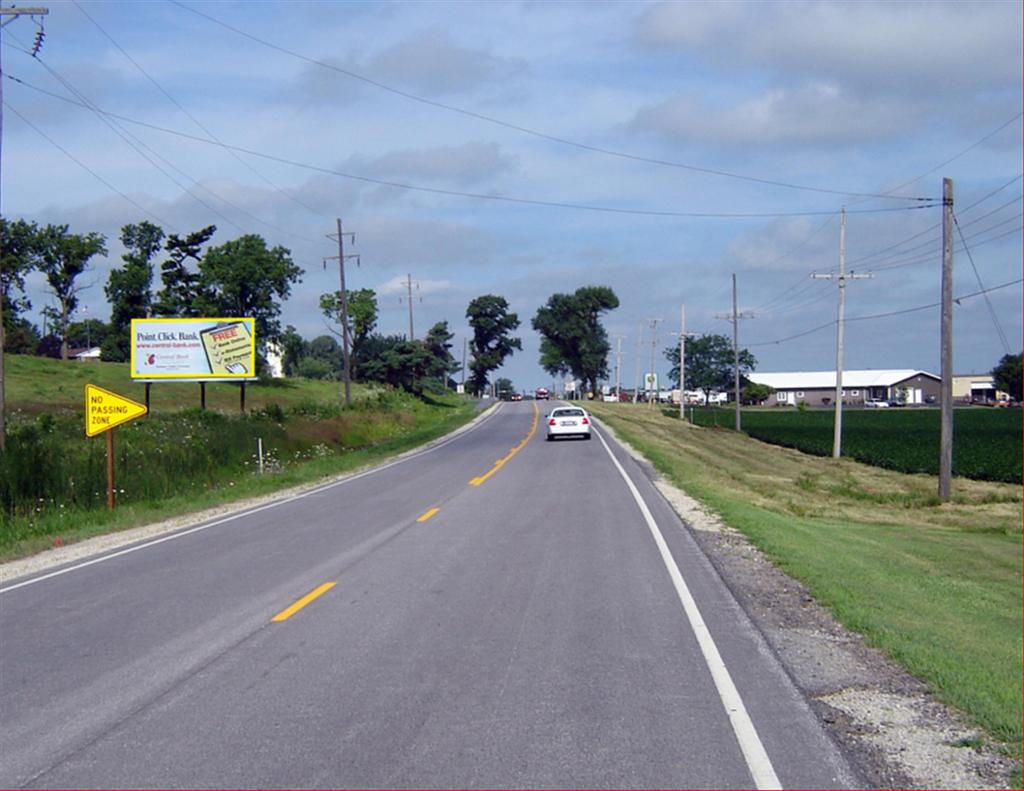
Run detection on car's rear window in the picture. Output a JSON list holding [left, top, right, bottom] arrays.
[[553, 408, 586, 417]]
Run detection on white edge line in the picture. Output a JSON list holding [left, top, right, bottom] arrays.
[[0, 402, 504, 594], [593, 424, 783, 790]]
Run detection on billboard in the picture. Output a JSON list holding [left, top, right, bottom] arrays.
[[131, 318, 256, 380]]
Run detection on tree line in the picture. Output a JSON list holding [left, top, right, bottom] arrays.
[[3, 215, 833, 402]]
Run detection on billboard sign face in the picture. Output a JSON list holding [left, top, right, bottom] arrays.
[[131, 318, 256, 379]]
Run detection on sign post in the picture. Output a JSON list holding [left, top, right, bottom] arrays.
[[85, 384, 148, 509]]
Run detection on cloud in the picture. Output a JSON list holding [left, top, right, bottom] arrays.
[[288, 27, 527, 105], [375, 274, 453, 297], [633, 1, 1021, 95], [630, 82, 928, 146], [341, 141, 519, 188], [366, 28, 527, 96]]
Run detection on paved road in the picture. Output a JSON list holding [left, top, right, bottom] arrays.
[[0, 402, 857, 788]]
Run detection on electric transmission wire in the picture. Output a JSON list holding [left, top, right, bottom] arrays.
[[748, 279, 1022, 347], [953, 211, 1011, 354], [170, 0, 942, 204], [72, 0, 327, 235], [4, 72, 940, 221], [5, 103, 176, 229]]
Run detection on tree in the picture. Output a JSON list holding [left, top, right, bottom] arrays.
[[37, 224, 107, 360], [664, 334, 756, 394], [423, 320, 459, 383], [742, 382, 774, 405], [195, 234, 303, 350], [495, 377, 514, 399], [359, 335, 435, 394], [153, 225, 216, 317], [466, 295, 521, 395], [278, 325, 307, 376], [1, 218, 41, 347], [533, 285, 619, 398], [992, 352, 1022, 402], [65, 318, 111, 350], [103, 221, 164, 361], [319, 287, 378, 378]]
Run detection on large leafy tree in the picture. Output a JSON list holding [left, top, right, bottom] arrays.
[[319, 287, 378, 378], [991, 352, 1022, 402], [1, 219, 40, 338], [153, 225, 216, 317], [37, 224, 107, 360], [103, 221, 164, 361], [466, 294, 521, 395], [664, 333, 756, 394], [0, 219, 42, 354], [195, 234, 303, 349], [532, 285, 619, 398]]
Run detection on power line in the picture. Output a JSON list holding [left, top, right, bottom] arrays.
[[2, 78, 942, 220], [71, 0, 328, 231], [169, 0, 939, 204], [953, 211, 1010, 354], [749, 279, 1022, 347], [4, 102, 175, 229]]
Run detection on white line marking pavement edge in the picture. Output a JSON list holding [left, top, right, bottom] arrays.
[[593, 425, 783, 791], [0, 402, 504, 594]]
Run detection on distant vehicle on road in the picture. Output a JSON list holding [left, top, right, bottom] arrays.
[[546, 406, 591, 441], [864, 399, 890, 408], [510, 392, 523, 401], [535, 387, 550, 400]]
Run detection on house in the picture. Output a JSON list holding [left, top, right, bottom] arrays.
[[71, 347, 102, 363], [951, 373, 1008, 404], [747, 369, 941, 407]]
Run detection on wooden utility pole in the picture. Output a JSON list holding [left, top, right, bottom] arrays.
[[613, 334, 625, 401], [939, 178, 954, 500], [812, 208, 873, 458], [0, 6, 49, 452], [678, 304, 686, 420], [633, 320, 643, 403], [325, 219, 357, 406], [461, 336, 467, 390], [404, 274, 416, 340], [647, 318, 662, 408], [716, 275, 754, 431]]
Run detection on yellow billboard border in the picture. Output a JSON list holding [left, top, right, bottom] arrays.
[[130, 317, 256, 380]]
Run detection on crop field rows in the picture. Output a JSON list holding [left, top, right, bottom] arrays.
[[687, 408, 1022, 484]]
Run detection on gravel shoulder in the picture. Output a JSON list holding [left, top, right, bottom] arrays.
[[602, 420, 1017, 789]]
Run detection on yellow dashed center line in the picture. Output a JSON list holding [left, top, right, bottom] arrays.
[[469, 402, 539, 486], [417, 507, 441, 522], [271, 582, 336, 622]]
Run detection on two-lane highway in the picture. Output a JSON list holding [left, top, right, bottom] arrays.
[[0, 402, 858, 788]]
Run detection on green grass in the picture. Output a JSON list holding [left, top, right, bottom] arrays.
[[0, 355, 478, 560], [589, 402, 1022, 751], [682, 406, 1022, 483]]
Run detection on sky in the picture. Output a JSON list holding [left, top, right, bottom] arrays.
[[2, 0, 1021, 392]]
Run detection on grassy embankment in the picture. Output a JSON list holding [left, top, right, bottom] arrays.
[[0, 354, 479, 561], [587, 401, 1022, 755]]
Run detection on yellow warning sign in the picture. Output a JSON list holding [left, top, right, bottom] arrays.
[[85, 384, 148, 437]]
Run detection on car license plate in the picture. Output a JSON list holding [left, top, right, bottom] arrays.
[[560, 420, 577, 426]]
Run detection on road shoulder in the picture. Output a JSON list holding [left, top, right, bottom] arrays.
[[597, 419, 1016, 790]]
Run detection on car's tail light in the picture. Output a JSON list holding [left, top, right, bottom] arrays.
[[549, 418, 557, 426], [581, 417, 589, 425]]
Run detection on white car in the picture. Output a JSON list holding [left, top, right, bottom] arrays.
[[864, 399, 890, 408], [546, 406, 592, 441]]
